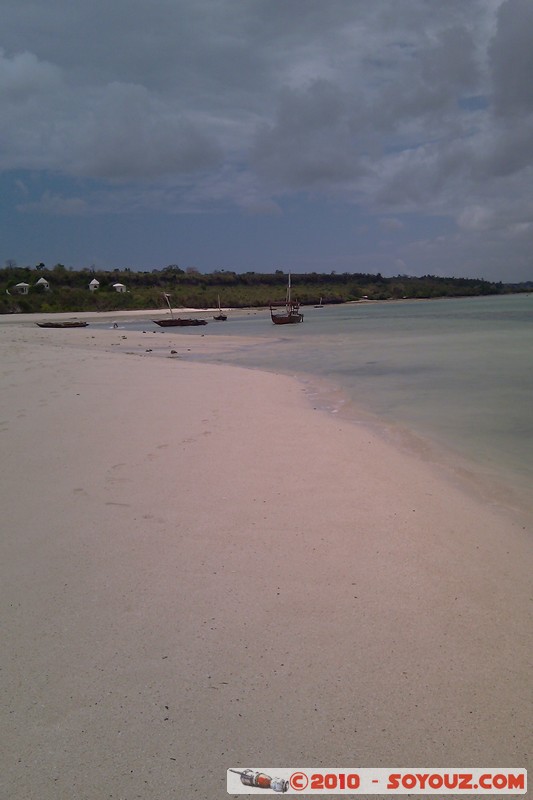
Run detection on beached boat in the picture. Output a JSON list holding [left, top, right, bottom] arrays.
[[270, 273, 303, 324], [213, 295, 227, 321], [154, 317, 207, 327], [153, 293, 207, 327], [36, 320, 88, 328], [314, 297, 324, 308]]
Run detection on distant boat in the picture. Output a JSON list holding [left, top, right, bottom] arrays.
[[153, 293, 207, 327], [270, 273, 303, 324], [36, 319, 88, 328], [314, 297, 324, 308], [213, 295, 227, 321]]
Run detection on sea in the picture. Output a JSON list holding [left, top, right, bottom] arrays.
[[107, 294, 533, 517]]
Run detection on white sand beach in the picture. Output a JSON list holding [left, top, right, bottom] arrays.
[[0, 320, 530, 799]]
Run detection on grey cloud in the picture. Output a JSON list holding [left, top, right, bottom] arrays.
[[476, 122, 533, 179], [251, 80, 369, 188], [0, 50, 68, 170], [380, 217, 404, 231], [458, 205, 498, 232], [17, 192, 90, 216], [70, 83, 223, 180], [0, 48, 223, 178], [490, 0, 533, 116], [376, 24, 480, 129], [0, 48, 62, 100]]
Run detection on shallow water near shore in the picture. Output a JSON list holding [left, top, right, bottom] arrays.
[[109, 294, 533, 514]]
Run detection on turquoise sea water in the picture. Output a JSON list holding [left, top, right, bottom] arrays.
[[118, 294, 533, 512]]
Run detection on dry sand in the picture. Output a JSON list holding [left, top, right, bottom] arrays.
[[0, 321, 530, 799]]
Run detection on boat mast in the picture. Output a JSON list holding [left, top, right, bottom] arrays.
[[163, 292, 174, 319]]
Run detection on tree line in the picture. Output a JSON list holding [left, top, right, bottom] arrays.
[[0, 262, 529, 314]]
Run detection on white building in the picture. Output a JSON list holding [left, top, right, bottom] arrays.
[[14, 282, 30, 295], [112, 283, 126, 293], [35, 277, 50, 291], [89, 278, 100, 291]]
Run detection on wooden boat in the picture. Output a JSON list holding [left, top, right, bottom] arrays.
[[154, 317, 207, 327], [270, 273, 303, 324], [314, 297, 324, 308], [213, 295, 227, 321], [36, 320, 88, 328], [153, 293, 207, 327]]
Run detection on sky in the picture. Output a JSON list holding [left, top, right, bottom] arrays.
[[1, 0, 532, 281]]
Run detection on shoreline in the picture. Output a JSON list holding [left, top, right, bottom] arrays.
[[2, 291, 523, 325], [291, 368, 533, 527], [7, 314, 532, 526], [0, 322, 530, 799], [0, 306, 228, 323]]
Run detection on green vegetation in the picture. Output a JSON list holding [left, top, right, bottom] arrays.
[[0, 262, 530, 314]]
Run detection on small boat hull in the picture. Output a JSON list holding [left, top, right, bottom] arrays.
[[270, 301, 303, 325], [271, 312, 304, 324], [154, 292, 207, 327], [153, 318, 207, 327], [36, 320, 88, 328]]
